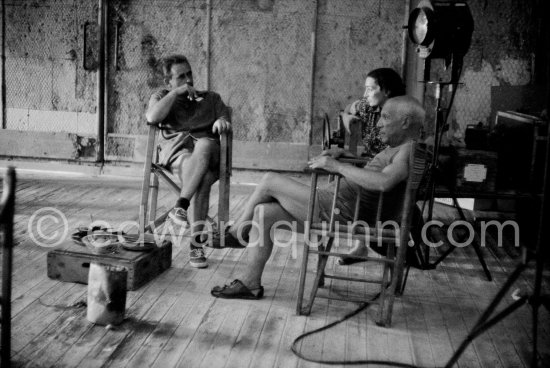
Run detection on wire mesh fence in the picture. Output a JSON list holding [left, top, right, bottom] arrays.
[[2, 1, 97, 134], [0, 0, 540, 161], [421, 0, 538, 143]]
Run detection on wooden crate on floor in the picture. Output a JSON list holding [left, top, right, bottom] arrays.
[[47, 239, 172, 291]]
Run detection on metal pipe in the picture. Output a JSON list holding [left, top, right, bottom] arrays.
[[103, 0, 109, 161], [400, 0, 410, 79], [1, 0, 6, 129], [205, 0, 212, 90], [308, 0, 319, 146], [96, 0, 106, 163]]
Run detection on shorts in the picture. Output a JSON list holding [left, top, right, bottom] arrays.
[[158, 132, 219, 169], [316, 178, 361, 223]]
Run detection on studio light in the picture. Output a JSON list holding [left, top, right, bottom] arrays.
[[408, 0, 474, 63]]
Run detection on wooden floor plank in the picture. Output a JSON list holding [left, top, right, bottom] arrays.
[[12, 287, 88, 367], [223, 305, 271, 368], [401, 296, 436, 367], [124, 289, 209, 368], [52, 238, 190, 368], [196, 303, 251, 368], [2, 175, 549, 368], [149, 295, 216, 368], [247, 306, 290, 368]]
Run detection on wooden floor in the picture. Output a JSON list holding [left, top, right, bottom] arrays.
[[1, 170, 549, 368]]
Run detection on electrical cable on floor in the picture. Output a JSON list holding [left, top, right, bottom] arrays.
[[291, 295, 440, 368]]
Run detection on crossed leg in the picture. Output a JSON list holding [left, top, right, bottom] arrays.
[[227, 172, 312, 289], [172, 137, 220, 236]]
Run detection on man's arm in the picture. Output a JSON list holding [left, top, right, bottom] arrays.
[[145, 90, 177, 123], [309, 144, 410, 192], [145, 84, 197, 123]]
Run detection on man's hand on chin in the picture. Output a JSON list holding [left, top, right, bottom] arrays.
[[173, 84, 198, 100]]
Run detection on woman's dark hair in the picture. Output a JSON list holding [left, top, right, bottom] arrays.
[[366, 68, 406, 98]]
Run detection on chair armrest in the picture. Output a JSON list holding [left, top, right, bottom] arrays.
[[219, 130, 232, 176], [303, 156, 370, 175], [338, 157, 370, 166]]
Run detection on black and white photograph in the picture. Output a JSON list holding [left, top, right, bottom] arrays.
[[0, 0, 549, 367]]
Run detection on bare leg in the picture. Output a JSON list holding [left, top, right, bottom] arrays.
[[189, 169, 218, 238], [229, 172, 311, 239], [239, 202, 303, 289], [176, 138, 220, 199]]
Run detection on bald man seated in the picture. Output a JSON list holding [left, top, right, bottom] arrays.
[[209, 96, 426, 300]]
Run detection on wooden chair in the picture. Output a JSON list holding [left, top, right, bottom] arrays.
[[139, 121, 232, 234], [0, 166, 16, 367], [296, 142, 428, 327]]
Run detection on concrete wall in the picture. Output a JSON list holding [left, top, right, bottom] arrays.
[[0, 0, 542, 166], [415, 0, 541, 138], [2, 1, 97, 135]]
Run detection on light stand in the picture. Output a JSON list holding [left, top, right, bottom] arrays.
[[405, 0, 493, 279], [417, 77, 493, 281]]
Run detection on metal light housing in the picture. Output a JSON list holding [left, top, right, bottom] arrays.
[[408, 0, 474, 60]]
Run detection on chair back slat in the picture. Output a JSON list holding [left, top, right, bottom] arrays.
[[408, 142, 429, 191]]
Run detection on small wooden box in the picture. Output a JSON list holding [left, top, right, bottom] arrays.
[[47, 239, 172, 291], [455, 148, 498, 193]]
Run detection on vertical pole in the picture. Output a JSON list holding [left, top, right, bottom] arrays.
[[103, 0, 109, 161], [400, 0, 410, 79], [96, 0, 106, 163], [205, 0, 212, 90], [405, 0, 426, 103], [1, 0, 6, 129], [1, 167, 15, 367], [307, 0, 319, 147]]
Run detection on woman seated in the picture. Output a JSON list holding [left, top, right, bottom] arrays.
[[341, 68, 406, 157]]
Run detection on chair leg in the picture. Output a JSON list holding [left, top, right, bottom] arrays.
[[218, 131, 231, 227], [148, 172, 160, 228], [296, 231, 312, 315], [378, 238, 409, 327], [399, 265, 411, 295], [140, 126, 158, 234], [304, 237, 334, 315], [376, 261, 392, 326], [316, 243, 326, 288]]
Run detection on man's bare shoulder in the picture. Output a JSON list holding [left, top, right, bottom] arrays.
[[392, 141, 414, 162]]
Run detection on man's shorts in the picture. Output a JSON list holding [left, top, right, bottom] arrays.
[[158, 132, 219, 170], [316, 178, 362, 224]]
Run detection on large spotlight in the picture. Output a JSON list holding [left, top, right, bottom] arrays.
[[408, 0, 474, 62]]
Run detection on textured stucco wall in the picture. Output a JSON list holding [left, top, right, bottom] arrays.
[[108, 0, 209, 136], [311, 0, 405, 144], [422, 0, 538, 137], [2, 1, 97, 134], [209, 0, 315, 143], [1, 0, 541, 160]]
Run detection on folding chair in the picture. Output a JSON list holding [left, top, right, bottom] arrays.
[[139, 118, 232, 234], [296, 142, 427, 327], [1, 166, 16, 367]]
